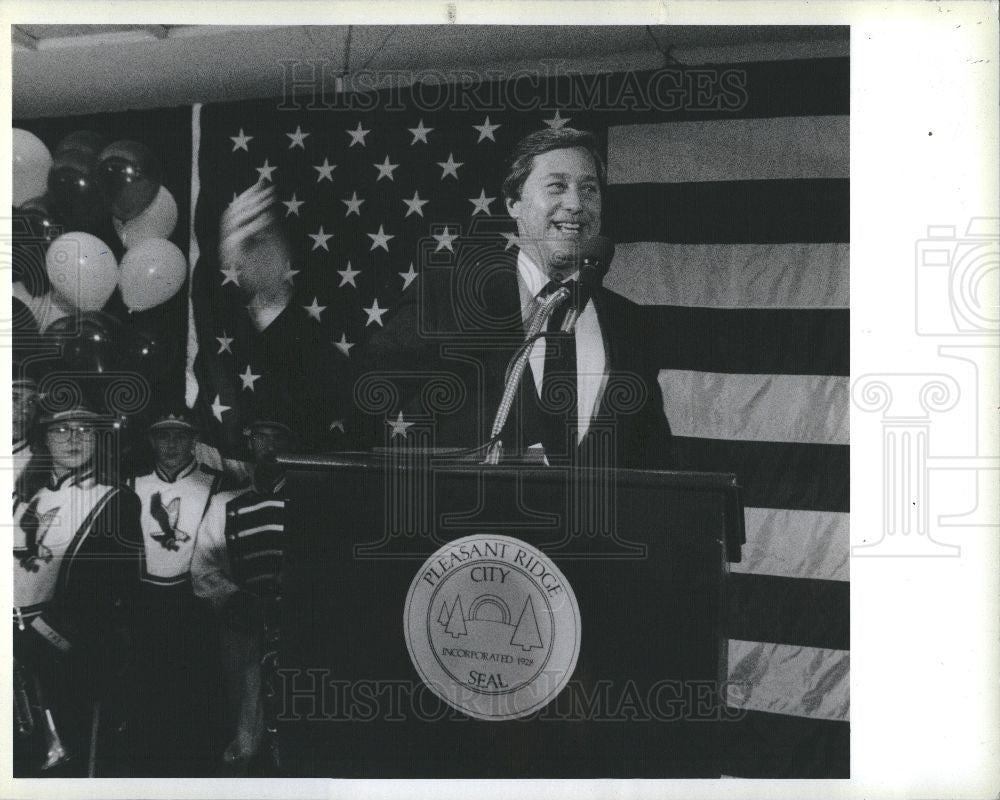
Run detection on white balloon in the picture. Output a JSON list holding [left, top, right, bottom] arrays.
[[113, 185, 178, 249], [118, 238, 187, 312], [45, 232, 119, 312], [12, 129, 52, 207]]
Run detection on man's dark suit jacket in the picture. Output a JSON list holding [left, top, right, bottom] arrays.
[[353, 247, 671, 470]]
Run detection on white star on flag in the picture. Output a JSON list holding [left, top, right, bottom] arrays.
[[230, 128, 253, 152], [402, 190, 429, 218], [303, 297, 327, 322], [437, 153, 463, 179], [399, 263, 418, 290], [216, 332, 234, 354], [239, 365, 262, 391], [284, 267, 300, 283], [501, 232, 520, 251], [433, 227, 458, 253], [220, 267, 240, 287], [473, 116, 501, 142], [363, 298, 388, 327], [286, 125, 311, 149], [313, 158, 336, 182], [543, 110, 571, 129], [309, 226, 333, 251], [334, 334, 355, 357], [367, 225, 394, 252], [374, 155, 400, 182], [211, 395, 231, 422], [408, 119, 434, 144], [389, 411, 414, 439], [347, 121, 371, 147], [342, 192, 364, 216], [282, 193, 304, 216], [337, 261, 361, 288], [469, 189, 496, 216], [255, 159, 277, 182]]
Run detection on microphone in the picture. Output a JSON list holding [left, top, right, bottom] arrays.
[[481, 236, 615, 464], [550, 235, 615, 328], [482, 285, 571, 465]]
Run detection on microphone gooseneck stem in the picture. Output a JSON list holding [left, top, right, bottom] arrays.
[[482, 287, 571, 465], [560, 307, 580, 332]]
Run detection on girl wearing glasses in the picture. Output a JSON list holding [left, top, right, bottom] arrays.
[[12, 406, 144, 777]]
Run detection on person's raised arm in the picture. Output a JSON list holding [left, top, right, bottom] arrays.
[[219, 181, 293, 332]]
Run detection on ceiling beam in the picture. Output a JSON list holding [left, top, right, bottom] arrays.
[[11, 26, 38, 51]]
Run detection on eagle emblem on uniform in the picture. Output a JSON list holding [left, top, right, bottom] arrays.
[[16, 498, 58, 572], [149, 493, 191, 552]]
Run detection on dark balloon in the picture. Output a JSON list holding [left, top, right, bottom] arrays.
[[44, 312, 123, 375], [97, 140, 162, 221], [54, 130, 109, 161], [17, 195, 63, 243], [120, 325, 174, 381], [47, 149, 110, 232], [12, 199, 57, 295]]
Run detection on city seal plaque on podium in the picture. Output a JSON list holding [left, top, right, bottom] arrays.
[[404, 534, 581, 720]]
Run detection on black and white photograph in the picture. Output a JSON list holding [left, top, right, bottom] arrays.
[[3, 3, 997, 798]]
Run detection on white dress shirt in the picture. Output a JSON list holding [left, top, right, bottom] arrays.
[[516, 250, 608, 442]]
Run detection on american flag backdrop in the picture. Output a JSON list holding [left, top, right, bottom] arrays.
[[189, 54, 849, 777]]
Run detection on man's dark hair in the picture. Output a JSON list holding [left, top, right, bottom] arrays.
[[501, 127, 607, 205]]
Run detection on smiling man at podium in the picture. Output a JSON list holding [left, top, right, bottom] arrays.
[[356, 127, 673, 469]]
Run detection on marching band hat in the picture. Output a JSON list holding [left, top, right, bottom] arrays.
[[243, 419, 294, 438], [149, 410, 199, 433], [37, 406, 101, 427]]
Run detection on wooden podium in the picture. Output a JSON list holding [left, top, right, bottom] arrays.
[[277, 453, 744, 777]]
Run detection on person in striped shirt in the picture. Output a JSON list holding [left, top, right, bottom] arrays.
[[191, 419, 293, 774]]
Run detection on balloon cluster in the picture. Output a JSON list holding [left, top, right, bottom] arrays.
[[44, 311, 175, 381], [11, 128, 186, 315]]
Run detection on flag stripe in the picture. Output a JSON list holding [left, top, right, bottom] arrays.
[[659, 371, 848, 445], [721, 710, 849, 778], [605, 179, 849, 244], [726, 573, 848, 650], [731, 507, 849, 582], [727, 639, 849, 722], [606, 242, 849, 308], [672, 437, 848, 512], [186, 103, 203, 408], [598, 57, 849, 125], [609, 116, 849, 184], [184, 53, 851, 777], [638, 306, 849, 376]]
